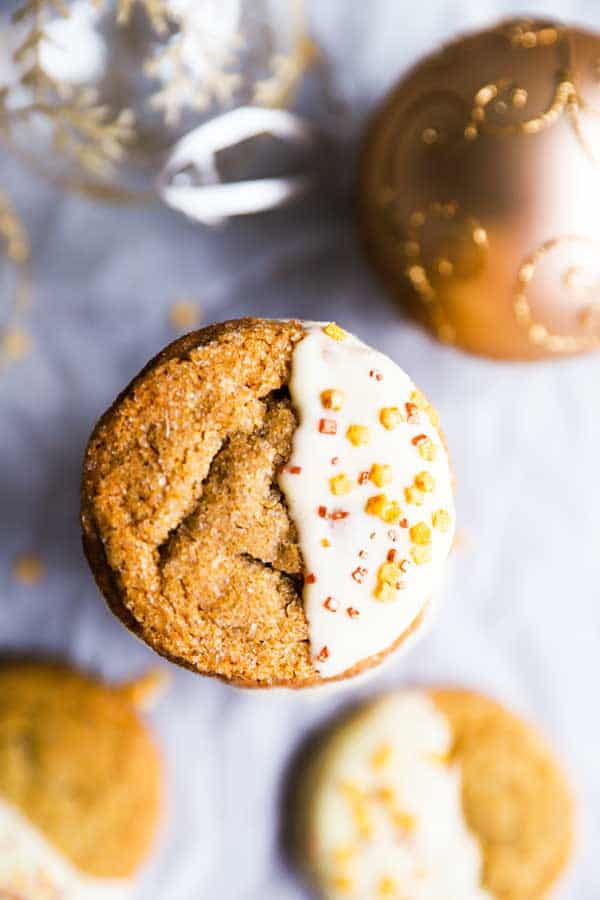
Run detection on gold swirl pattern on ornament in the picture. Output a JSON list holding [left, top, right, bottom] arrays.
[[466, 19, 600, 161], [400, 201, 489, 344], [504, 20, 562, 50], [514, 236, 600, 352], [465, 78, 575, 140]]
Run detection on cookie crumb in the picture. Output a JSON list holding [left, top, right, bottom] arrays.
[[2, 328, 32, 362], [168, 300, 202, 330], [12, 553, 45, 585]]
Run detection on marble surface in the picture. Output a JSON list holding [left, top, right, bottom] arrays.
[[1, 1, 600, 897]]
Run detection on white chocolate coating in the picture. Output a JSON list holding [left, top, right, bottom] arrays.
[[0, 798, 132, 900], [308, 692, 491, 899], [279, 323, 455, 677]]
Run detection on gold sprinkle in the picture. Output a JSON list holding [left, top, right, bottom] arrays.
[[321, 538, 331, 548], [381, 500, 402, 524], [321, 388, 345, 411], [378, 875, 398, 897], [366, 494, 388, 517], [411, 544, 432, 565], [432, 509, 452, 532], [379, 406, 403, 430], [404, 485, 425, 506], [472, 227, 488, 245], [370, 743, 393, 770], [346, 424, 371, 446], [437, 258, 453, 276], [332, 845, 355, 863], [168, 300, 202, 330], [392, 810, 416, 833], [374, 581, 397, 602], [12, 553, 45, 585], [410, 522, 432, 545], [331, 875, 354, 893], [330, 473, 354, 496], [378, 561, 402, 584], [414, 470, 435, 492], [323, 322, 347, 341], [417, 438, 438, 461], [370, 463, 393, 487]]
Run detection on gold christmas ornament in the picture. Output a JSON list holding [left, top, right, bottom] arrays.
[[359, 18, 600, 360]]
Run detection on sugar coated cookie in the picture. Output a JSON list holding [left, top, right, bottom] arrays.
[[0, 661, 163, 898], [294, 688, 574, 899], [82, 319, 454, 686]]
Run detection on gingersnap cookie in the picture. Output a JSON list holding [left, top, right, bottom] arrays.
[[294, 688, 574, 899], [0, 661, 163, 898], [81, 319, 455, 687]]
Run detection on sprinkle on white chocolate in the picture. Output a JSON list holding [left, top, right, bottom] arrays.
[[311, 693, 492, 899], [0, 798, 132, 899], [278, 323, 455, 678]]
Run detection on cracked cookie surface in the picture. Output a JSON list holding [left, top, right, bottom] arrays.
[[82, 319, 315, 686]]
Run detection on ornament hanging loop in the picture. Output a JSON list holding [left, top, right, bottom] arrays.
[[157, 106, 316, 225]]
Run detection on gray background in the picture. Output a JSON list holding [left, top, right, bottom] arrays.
[[1, 0, 600, 896]]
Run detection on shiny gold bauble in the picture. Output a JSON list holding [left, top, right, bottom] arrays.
[[359, 18, 600, 360]]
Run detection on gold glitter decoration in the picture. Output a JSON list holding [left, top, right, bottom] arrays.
[[514, 237, 600, 353], [12, 552, 46, 585]]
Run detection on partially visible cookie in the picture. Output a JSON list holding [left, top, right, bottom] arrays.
[[0, 661, 163, 898], [294, 688, 574, 899], [81, 318, 455, 688]]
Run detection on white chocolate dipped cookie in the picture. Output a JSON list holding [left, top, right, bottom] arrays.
[[294, 688, 574, 900], [82, 319, 454, 686], [0, 662, 164, 898]]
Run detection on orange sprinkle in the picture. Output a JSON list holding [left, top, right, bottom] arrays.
[[319, 418, 337, 435], [352, 566, 368, 584]]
